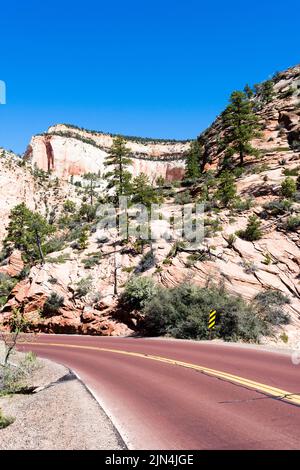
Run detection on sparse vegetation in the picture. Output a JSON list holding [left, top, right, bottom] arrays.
[[0, 408, 14, 429], [255, 290, 290, 325], [237, 215, 262, 241], [141, 284, 268, 342], [281, 177, 297, 198], [42, 292, 64, 317], [121, 276, 157, 310], [74, 276, 92, 298], [263, 199, 293, 216]]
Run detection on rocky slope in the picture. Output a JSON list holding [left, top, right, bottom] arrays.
[[0, 149, 79, 240], [199, 64, 300, 169], [25, 124, 189, 182], [0, 64, 300, 346]]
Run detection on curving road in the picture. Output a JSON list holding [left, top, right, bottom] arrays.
[[19, 335, 300, 450]]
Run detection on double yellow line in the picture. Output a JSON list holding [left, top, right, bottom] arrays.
[[31, 341, 300, 406]]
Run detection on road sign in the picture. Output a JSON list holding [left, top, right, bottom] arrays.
[[208, 309, 217, 329]]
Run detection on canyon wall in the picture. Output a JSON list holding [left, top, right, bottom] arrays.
[[25, 125, 190, 182]]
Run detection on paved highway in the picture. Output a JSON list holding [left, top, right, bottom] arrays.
[[19, 335, 300, 450]]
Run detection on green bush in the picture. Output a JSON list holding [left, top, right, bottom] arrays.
[[285, 216, 300, 231], [174, 191, 191, 205], [82, 252, 102, 269], [283, 167, 299, 177], [141, 284, 267, 342], [281, 177, 297, 198], [263, 199, 292, 216], [237, 215, 262, 241], [0, 408, 14, 429], [0, 274, 18, 307], [232, 198, 253, 212], [135, 250, 156, 273], [43, 237, 66, 255], [42, 292, 64, 317], [121, 276, 157, 310], [255, 290, 290, 325], [63, 200, 77, 213], [75, 276, 92, 298], [216, 171, 237, 207]]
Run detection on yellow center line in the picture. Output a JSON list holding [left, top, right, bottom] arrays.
[[29, 341, 300, 406]]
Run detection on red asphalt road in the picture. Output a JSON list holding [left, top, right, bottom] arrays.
[[19, 335, 300, 450]]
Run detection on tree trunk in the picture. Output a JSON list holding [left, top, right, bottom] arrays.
[[35, 230, 45, 264], [113, 251, 118, 295], [90, 180, 93, 206]]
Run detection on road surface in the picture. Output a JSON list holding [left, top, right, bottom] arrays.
[[19, 335, 300, 450]]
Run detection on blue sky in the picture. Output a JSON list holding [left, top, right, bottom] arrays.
[[0, 0, 299, 153]]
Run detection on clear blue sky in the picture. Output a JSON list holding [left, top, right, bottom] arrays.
[[0, 0, 299, 153]]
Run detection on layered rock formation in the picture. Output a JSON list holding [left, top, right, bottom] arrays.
[[25, 124, 189, 182]]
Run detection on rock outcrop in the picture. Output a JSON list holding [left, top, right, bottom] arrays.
[[25, 124, 189, 182], [199, 64, 300, 170]]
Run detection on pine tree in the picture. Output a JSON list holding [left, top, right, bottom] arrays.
[[238, 215, 262, 241], [216, 171, 237, 207], [244, 84, 254, 99], [132, 173, 159, 207], [185, 140, 202, 178], [82, 172, 99, 206], [4, 203, 54, 263], [221, 91, 261, 166], [256, 80, 275, 104], [104, 136, 133, 197]]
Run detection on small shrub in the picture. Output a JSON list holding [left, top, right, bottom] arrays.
[[42, 292, 64, 317], [255, 290, 290, 326], [0, 408, 14, 429], [280, 332, 289, 343], [232, 198, 253, 212], [281, 177, 297, 198], [283, 167, 299, 177], [241, 261, 258, 274], [135, 250, 156, 273], [226, 234, 236, 248], [174, 192, 191, 205], [185, 252, 209, 267], [251, 163, 270, 174], [121, 266, 135, 273], [263, 199, 292, 216], [237, 215, 263, 241], [63, 200, 76, 213], [285, 216, 300, 231], [262, 252, 272, 265], [255, 289, 290, 307], [75, 277, 92, 298], [43, 237, 66, 255], [82, 252, 102, 269], [121, 276, 157, 310]]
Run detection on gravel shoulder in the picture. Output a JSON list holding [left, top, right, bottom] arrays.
[[0, 344, 124, 450]]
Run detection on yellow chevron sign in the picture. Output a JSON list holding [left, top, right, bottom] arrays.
[[208, 310, 217, 329]]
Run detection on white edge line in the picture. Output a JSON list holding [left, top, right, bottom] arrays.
[[71, 368, 134, 450]]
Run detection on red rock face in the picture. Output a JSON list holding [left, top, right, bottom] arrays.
[[166, 167, 185, 181], [44, 137, 54, 172], [0, 250, 24, 277]]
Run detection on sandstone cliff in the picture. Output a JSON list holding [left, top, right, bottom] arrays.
[[25, 124, 189, 182]]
